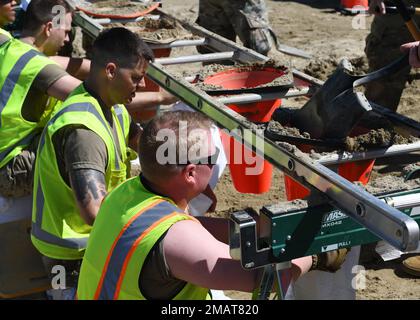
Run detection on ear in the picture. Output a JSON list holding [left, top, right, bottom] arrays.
[[183, 164, 197, 185], [105, 63, 117, 80], [44, 21, 54, 37]]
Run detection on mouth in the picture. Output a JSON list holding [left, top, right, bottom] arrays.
[[126, 92, 136, 103]]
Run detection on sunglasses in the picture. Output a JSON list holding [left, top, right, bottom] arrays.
[[183, 146, 220, 167]]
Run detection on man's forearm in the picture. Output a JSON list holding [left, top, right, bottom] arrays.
[[50, 56, 91, 80], [127, 90, 178, 113], [69, 169, 107, 225]]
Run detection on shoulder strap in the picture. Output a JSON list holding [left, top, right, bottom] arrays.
[[0, 34, 11, 47]]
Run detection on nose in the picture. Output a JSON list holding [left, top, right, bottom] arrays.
[[137, 77, 146, 90]]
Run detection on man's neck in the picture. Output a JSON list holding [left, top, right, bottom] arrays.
[[84, 78, 113, 124], [140, 175, 189, 212], [20, 33, 44, 53], [19, 35, 35, 46]]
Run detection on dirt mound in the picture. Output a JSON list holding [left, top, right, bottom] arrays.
[[304, 55, 369, 80], [191, 61, 292, 91], [345, 128, 419, 152], [366, 174, 420, 194], [107, 16, 193, 43], [79, 0, 150, 15]]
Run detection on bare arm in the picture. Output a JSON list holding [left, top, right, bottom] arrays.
[[69, 169, 107, 226], [47, 75, 82, 101], [163, 220, 312, 292], [126, 89, 178, 112], [195, 216, 228, 244], [49, 56, 91, 80]]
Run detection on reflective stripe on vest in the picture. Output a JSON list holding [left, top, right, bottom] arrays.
[[32, 102, 121, 249], [95, 200, 183, 300], [0, 49, 40, 126], [0, 34, 10, 46], [113, 105, 125, 138]]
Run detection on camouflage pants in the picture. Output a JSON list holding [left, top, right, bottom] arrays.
[[196, 0, 274, 55], [0, 136, 39, 198], [365, 0, 420, 111]]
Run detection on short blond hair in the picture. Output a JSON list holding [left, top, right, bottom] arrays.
[[139, 111, 213, 180]]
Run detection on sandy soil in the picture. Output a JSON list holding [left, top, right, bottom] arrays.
[[155, 0, 420, 300]]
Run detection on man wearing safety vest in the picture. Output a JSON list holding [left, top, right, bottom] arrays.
[[0, 0, 178, 199], [0, 0, 91, 198], [77, 110, 350, 300], [31, 27, 153, 300]]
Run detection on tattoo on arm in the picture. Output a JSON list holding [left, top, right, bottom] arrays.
[[69, 169, 107, 222]]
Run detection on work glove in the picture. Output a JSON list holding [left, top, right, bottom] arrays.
[[310, 248, 350, 273]]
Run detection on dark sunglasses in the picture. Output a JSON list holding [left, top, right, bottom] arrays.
[[184, 146, 220, 167]]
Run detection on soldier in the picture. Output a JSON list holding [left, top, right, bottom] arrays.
[[364, 0, 420, 279], [398, 39, 420, 278], [31, 27, 152, 299], [365, 0, 420, 111], [0, 0, 84, 198]]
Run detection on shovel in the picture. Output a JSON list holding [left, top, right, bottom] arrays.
[[290, 53, 409, 140]]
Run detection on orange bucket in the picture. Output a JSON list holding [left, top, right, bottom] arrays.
[[132, 48, 172, 122], [284, 159, 375, 201], [220, 130, 273, 194], [205, 67, 287, 194], [341, 0, 368, 9]]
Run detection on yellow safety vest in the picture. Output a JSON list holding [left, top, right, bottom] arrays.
[[77, 177, 211, 300], [0, 29, 61, 168], [31, 84, 134, 260]]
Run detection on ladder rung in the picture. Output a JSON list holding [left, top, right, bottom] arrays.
[[149, 38, 207, 49], [216, 88, 310, 104], [93, 15, 160, 25], [156, 51, 235, 65]]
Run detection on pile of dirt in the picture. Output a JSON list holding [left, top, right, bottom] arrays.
[[345, 128, 419, 152], [267, 120, 310, 139], [107, 16, 194, 43], [79, 0, 150, 15], [366, 173, 420, 194], [87, 0, 196, 43], [304, 55, 369, 81], [268, 111, 418, 154], [192, 61, 292, 91], [264, 199, 308, 213]]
